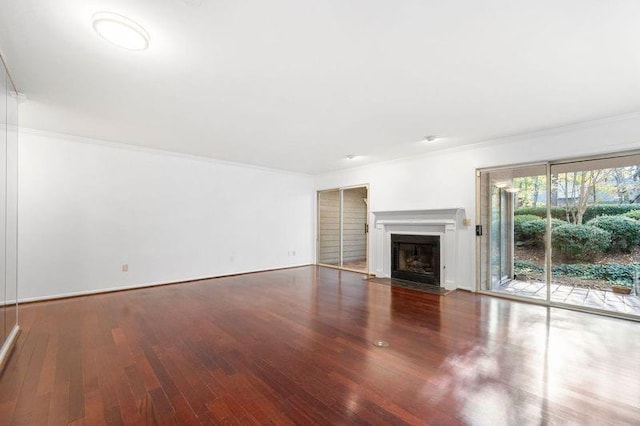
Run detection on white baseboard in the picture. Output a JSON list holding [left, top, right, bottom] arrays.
[[18, 263, 313, 304]]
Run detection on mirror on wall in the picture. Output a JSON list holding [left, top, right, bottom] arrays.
[[0, 56, 6, 347], [0, 54, 20, 372]]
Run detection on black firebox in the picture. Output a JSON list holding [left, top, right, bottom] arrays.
[[391, 234, 440, 285]]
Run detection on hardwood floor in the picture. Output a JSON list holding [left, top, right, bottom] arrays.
[[1, 266, 639, 425]]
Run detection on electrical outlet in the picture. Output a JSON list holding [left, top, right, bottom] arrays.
[[122, 264, 128, 272]]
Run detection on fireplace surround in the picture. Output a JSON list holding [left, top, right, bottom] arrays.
[[371, 209, 466, 290]]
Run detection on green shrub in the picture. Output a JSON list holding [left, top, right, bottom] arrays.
[[515, 204, 640, 223], [582, 204, 640, 222], [514, 217, 566, 246], [514, 260, 544, 274], [586, 215, 640, 253], [554, 264, 634, 286], [514, 260, 639, 285], [551, 224, 611, 260], [514, 215, 542, 246], [513, 214, 540, 222], [514, 207, 565, 220], [623, 210, 640, 221], [517, 219, 546, 246]]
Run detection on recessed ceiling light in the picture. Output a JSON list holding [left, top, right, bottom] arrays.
[[423, 135, 440, 142], [92, 12, 150, 51], [346, 154, 358, 160]]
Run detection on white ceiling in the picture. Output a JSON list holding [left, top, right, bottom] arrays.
[[2, 0, 640, 174]]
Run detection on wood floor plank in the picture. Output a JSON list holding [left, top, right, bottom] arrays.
[[1, 266, 639, 424]]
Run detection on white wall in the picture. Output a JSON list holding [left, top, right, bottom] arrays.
[[18, 130, 315, 301], [17, 112, 640, 300], [315, 112, 640, 291]]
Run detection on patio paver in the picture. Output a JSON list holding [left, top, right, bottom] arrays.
[[497, 280, 640, 315]]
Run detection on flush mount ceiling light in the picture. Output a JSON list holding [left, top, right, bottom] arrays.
[[92, 12, 149, 51]]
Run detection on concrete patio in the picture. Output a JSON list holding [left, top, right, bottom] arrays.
[[497, 280, 640, 315]]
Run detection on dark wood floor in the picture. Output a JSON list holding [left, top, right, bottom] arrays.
[[1, 266, 639, 425]]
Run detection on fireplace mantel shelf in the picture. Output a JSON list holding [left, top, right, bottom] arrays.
[[372, 208, 465, 216], [375, 218, 457, 226]]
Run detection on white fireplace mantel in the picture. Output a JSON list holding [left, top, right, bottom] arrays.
[[371, 208, 466, 290]]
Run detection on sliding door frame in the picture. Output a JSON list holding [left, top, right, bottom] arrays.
[[316, 183, 370, 274], [476, 151, 640, 322], [476, 161, 549, 304]]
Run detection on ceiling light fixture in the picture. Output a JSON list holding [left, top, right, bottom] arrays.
[[346, 154, 357, 160], [423, 135, 439, 143], [92, 12, 150, 51]]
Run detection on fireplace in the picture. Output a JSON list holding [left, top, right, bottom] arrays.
[[372, 209, 466, 290], [391, 234, 440, 285]]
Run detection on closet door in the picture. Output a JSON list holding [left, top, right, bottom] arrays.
[[341, 187, 368, 271], [317, 190, 341, 266], [317, 186, 368, 272]]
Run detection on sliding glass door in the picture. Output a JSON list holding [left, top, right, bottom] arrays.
[[478, 164, 548, 301], [478, 154, 640, 319], [549, 155, 640, 316], [317, 186, 369, 272], [491, 183, 510, 286]]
